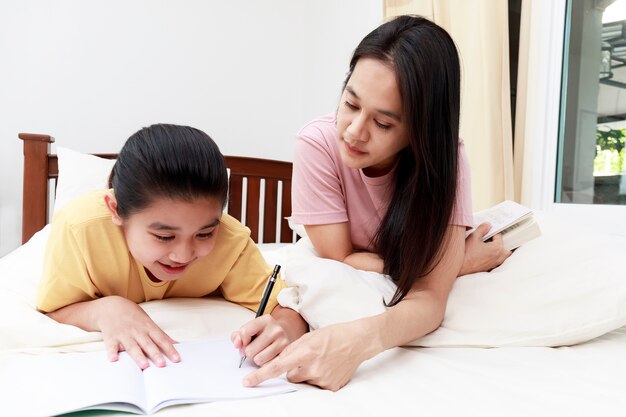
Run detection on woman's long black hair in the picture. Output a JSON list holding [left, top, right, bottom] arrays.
[[108, 124, 228, 218], [344, 15, 461, 306]]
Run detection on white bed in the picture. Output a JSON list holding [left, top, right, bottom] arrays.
[[1, 135, 625, 417]]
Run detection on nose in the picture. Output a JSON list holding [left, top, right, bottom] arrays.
[[169, 240, 195, 264], [345, 112, 369, 143]]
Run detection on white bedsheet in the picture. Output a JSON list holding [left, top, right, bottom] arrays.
[[1, 228, 625, 417]]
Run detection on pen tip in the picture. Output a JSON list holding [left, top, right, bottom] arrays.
[[238, 356, 246, 368]]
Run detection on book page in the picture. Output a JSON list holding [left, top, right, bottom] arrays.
[[143, 337, 296, 413], [0, 349, 146, 417], [1, 337, 296, 417], [469, 200, 532, 241]]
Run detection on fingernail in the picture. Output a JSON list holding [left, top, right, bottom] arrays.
[[242, 378, 252, 387]]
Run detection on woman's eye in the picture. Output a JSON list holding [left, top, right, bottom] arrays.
[[196, 232, 214, 239], [375, 120, 391, 130], [344, 101, 358, 110], [154, 235, 174, 242]]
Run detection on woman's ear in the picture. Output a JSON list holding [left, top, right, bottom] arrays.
[[104, 192, 123, 226]]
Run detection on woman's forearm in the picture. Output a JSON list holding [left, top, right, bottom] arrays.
[[343, 251, 384, 273], [348, 290, 446, 360], [355, 226, 466, 355]]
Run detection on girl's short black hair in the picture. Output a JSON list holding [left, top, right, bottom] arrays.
[[109, 124, 228, 218]]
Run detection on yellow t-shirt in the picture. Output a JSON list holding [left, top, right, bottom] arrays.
[[37, 190, 285, 314]]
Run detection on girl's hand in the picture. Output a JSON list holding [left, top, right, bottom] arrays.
[[232, 305, 308, 367], [242, 322, 366, 392], [96, 296, 180, 369], [460, 222, 512, 275], [231, 314, 292, 367]]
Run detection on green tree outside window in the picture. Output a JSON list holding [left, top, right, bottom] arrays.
[[595, 128, 626, 174]]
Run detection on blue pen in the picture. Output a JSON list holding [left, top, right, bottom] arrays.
[[239, 264, 281, 368]]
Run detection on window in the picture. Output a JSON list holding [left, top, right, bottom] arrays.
[[557, 0, 626, 205]]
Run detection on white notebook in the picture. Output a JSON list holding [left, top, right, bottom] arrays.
[[1, 337, 296, 417]]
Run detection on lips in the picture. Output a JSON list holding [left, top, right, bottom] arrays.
[[344, 141, 366, 155], [158, 262, 190, 275]]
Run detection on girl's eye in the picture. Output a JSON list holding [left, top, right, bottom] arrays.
[[154, 234, 174, 242], [375, 120, 392, 130], [196, 232, 214, 240], [344, 101, 358, 110]]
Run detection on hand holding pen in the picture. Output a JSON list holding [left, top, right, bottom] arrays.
[[236, 264, 281, 368]]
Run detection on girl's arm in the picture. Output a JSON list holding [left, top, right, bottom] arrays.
[[304, 223, 384, 273], [231, 305, 308, 366], [243, 225, 466, 391], [46, 296, 180, 369]]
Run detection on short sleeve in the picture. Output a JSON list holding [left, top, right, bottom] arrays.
[[37, 213, 101, 313], [451, 140, 474, 228], [291, 122, 349, 225], [218, 237, 286, 313]]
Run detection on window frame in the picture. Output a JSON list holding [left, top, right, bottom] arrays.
[[526, 0, 626, 234]]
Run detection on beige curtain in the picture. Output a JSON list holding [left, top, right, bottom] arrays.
[[513, 0, 531, 205], [385, 0, 515, 210]]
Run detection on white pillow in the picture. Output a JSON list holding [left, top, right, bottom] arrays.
[[54, 147, 231, 215], [285, 217, 308, 239], [0, 226, 256, 351], [53, 147, 116, 214], [277, 212, 626, 347]]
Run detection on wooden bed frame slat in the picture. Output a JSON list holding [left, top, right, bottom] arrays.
[[245, 177, 261, 242], [280, 179, 293, 243], [263, 180, 279, 243], [19, 133, 295, 245]]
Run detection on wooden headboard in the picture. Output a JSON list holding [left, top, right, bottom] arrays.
[[19, 133, 295, 245]]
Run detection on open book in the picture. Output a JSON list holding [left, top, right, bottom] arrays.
[[467, 200, 541, 251], [2, 337, 296, 417]]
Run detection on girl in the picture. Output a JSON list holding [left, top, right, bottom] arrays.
[[37, 124, 307, 370], [242, 15, 510, 390]]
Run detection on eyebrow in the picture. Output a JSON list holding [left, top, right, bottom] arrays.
[[148, 219, 220, 232], [345, 86, 402, 122]]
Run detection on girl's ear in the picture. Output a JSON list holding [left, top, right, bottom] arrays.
[[104, 192, 123, 226]]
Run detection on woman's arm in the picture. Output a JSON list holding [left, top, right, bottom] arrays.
[[305, 223, 384, 273], [307, 221, 510, 276], [461, 223, 512, 275], [243, 225, 465, 390]]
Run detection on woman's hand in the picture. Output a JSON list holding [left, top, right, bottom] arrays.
[[460, 223, 512, 275], [241, 322, 367, 392], [232, 305, 308, 367], [95, 296, 180, 369]]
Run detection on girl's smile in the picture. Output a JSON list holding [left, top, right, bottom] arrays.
[[105, 193, 223, 283], [157, 261, 191, 276]]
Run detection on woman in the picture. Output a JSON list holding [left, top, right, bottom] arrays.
[[240, 15, 509, 390]]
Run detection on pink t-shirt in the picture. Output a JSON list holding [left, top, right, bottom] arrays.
[[291, 113, 474, 251]]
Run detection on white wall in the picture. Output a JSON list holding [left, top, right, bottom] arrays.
[[0, 0, 382, 256]]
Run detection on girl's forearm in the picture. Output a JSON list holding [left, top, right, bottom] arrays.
[[46, 296, 130, 332], [270, 305, 309, 342], [46, 297, 111, 331]]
